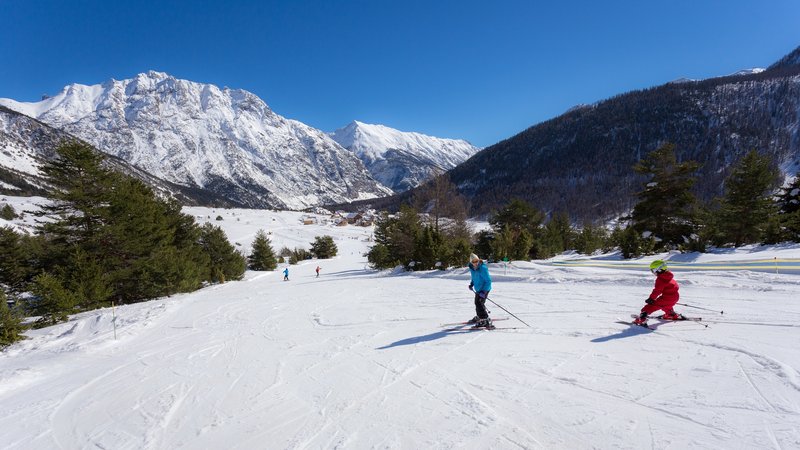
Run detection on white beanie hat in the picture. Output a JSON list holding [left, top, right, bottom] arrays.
[[469, 253, 480, 263]]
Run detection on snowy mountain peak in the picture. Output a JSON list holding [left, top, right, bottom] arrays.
[[729, 68, 766, 77], [0, 72, 391, 210], [329, 121, 480, 192]]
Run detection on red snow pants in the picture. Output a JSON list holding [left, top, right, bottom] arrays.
[[641, 297, 678, 316]]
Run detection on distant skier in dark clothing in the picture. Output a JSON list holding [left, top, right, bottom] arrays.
[[633, 260, 683, 327], [283, 267, 289, 281], [468, 253, 493, 328], [315, 266, 321, 278]]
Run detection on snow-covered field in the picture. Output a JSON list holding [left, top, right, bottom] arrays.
[[1, 204, 800, 449]]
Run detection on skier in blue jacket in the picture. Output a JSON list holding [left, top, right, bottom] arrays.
[[468, 253, 493, 328]]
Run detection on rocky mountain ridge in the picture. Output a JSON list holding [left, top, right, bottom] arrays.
[[0, 71, 392, 210], [329, 121, 479, 192]]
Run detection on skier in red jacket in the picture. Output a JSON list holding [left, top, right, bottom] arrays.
[[633, 260, 684, 326]]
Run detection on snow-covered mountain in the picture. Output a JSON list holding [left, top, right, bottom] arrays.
[[0, 72, 392, 210], [0, 105, 232, 205], [728, 68, 766, 76], [329, 121, 480, 192], [0, 105, 64, 194]]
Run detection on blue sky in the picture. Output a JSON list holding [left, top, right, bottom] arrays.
[[2, 0, 799, 147]]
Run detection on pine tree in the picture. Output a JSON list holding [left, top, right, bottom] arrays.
[[198, 223, 246, 283], [0, 290, 24, 348], [413, 226, 443, 270], [574, 222, 609, 255], [473, 230, 494, 262], [392, 205, 423, 264], [162, 200, 211, 292], [67, 247, 112, 310], [310, 235, 338, 259], [490, 226, 515, 262], [0, 204, 16, 220], [443, 237, 473, 268], [0, 226, 31, 295], [490, 198, 545, 236], [289, 247, 312, 264], [713, 150, 781, 246], [490, 198, 545, 259], [249, 230, 278, 270], [368, 206, 421, 268], [101, 177, 206, 301], [776, 172, 800, 241], [439, 215, 474, 268], [630, 143, 699, 249], [536, 212, 574, 258], [366, 243, 392, 269], [511, 228, 534, 261], [37, 141, 116, 256], [615, 225, 656, 259], [30, 272, 78, 326]]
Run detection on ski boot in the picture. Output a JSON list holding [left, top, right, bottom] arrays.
[[467, 316, 479, 324], [474, 318, 495, 330], [661, 311, 685, 321], [632, 313, 649, 327]]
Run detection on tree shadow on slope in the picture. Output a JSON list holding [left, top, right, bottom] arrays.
[[376, 328, 474, 350]]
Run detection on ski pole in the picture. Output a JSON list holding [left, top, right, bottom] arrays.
[[486, 297, 532, 328], [676, 302, 723, 315]]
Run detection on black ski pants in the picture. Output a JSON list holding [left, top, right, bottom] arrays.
[[474, 291, 490, 319]]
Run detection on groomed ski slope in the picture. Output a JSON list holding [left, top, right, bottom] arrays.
[[1, 206, 799, 449]]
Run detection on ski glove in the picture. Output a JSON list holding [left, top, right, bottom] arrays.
[[468, 282, 474, 291], [477, 291, 488, 299], [645, 298, 655, 305]]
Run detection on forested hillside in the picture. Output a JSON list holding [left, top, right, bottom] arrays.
[[333, 47, 800, 222], [449, 53, 800, 221]]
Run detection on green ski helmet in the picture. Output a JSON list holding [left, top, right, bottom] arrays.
[[649, 260, 668, 274]]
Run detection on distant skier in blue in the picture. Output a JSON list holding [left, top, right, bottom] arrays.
[[467, 253, 493, 328], [283, 267, 289, 281]]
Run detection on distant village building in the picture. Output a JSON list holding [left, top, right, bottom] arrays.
[[344, 212, 362, 224], [328, 210, 377, 227]]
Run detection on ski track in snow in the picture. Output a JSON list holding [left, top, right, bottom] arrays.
[[1, 206, 800, 449]]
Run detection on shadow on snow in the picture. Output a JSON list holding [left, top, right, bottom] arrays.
[[376, 328, 474, 350], [590, 323, 655, 342]]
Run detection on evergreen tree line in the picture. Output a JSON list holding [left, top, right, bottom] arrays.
[[248, 232, 337, 270], [366, 144, 800, 269], [0, 142, 247, 346], [366, 175, 475, 270], [623, 143, 798, 257]]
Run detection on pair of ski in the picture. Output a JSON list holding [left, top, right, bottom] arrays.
[[440, 317, 516, 331], [619, 314, 704, 330]]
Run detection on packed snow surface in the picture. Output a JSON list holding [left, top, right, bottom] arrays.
[[1, 205, 799, 449]]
